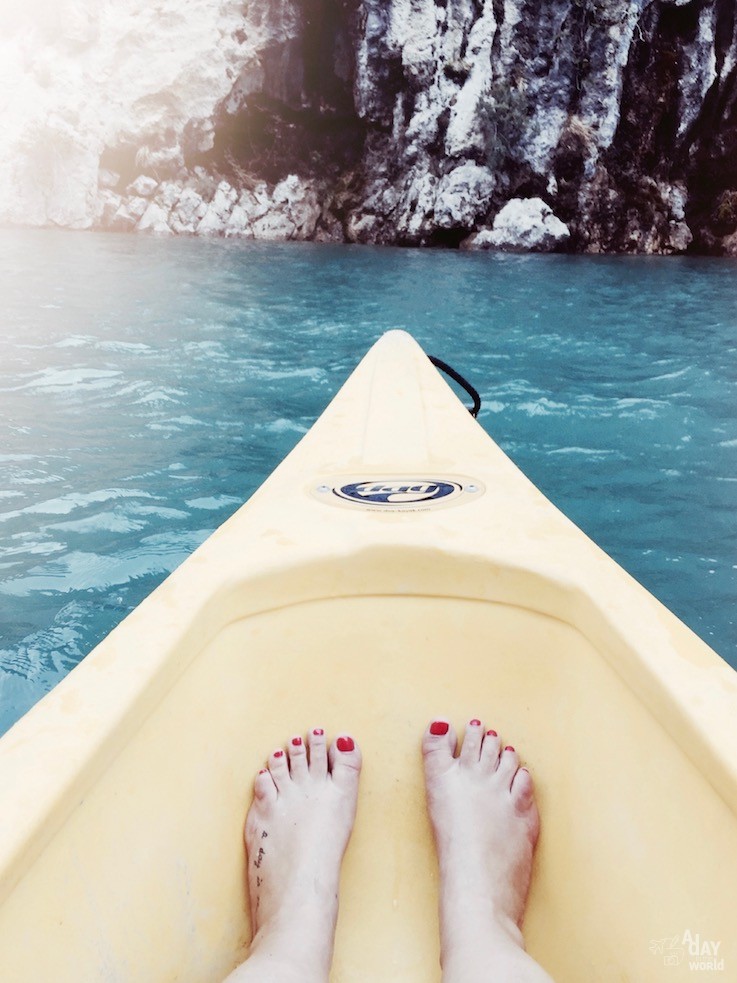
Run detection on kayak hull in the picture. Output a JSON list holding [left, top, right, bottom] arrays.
[[1, 331, 736, 981]]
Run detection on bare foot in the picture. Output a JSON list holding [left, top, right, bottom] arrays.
[[226, 729, 361, 983], [423, 718, 553, 983]]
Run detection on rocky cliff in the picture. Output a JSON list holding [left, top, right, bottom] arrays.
[[3, 0, 737, 253]]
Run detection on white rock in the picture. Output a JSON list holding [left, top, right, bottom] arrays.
[[677, 4, 717, 138], [345, 211, 379, 243], [126, 175, 159, 198], [154, 181, 183, 211], [98, 169, 120, 190], [395, 171, 438, 239], [110, 195, 149, 230], [222, 185, 269, 237], [137, 201, 172, 234], [252, 211, 296, 240], [95, 189, 122, 227], [472, 197, 570, 252], [273, 175, 320, 238], [668, 221, 693, 253], [169, 188, 207, 234], [224, 203, 255, 238], [659, 181, 688, 222], [196, 181, 237, 235], [444, 0, 497, 158], [434, 163, 495, 228], [243, 185, 272, 221]]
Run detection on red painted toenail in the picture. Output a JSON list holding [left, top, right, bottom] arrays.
[[313, 728, 324, 736], [258, 769, 268, 775], [291, 737, 302, 746], [430, 721, 449, 736], [505, 745, 515, 752], [486, 729, 498, 737], [273, 750, 284, 758], [470, 719, 482, 726], [336, 737, 355, 752]]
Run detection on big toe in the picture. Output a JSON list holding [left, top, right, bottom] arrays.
[[511, 768, 539, 831], [422, 718, 457, 780], [329, 734, 362, 791]]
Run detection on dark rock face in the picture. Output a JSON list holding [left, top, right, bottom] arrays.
[[583, 0, 737, 254], [203, 0, 737, 252], [197, 0, 365, 186]]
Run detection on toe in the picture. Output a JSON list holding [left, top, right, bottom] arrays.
[[308, 727, 328, 777], [480, 727, 501, 769], [511, 766, 535, 812], [328, 734, 362, 791], [287, 734, 309, 781], [497, 743, 520, 788], [422, 719, 457, 780], [254, 767, 277, 803], [269, 746, 290, 791], [459, 718, 484, 767]]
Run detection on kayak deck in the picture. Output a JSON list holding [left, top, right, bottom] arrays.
[[1, 331, 736, 981]]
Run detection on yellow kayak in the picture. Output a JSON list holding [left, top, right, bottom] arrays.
[[1, 330, 736, 981]]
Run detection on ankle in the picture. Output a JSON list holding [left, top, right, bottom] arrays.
[[440, 894, 526, 960], [440, 915, 528, 977], [250, 911, 336, 975], [245, 941, 328, 983]]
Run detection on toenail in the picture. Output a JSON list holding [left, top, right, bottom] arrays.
[[291, 737, 302, 746], [430, 721, 449, 736], [313, 728, 324, 736], [258, 769, 268, 774], [504, 745, 515, 752], [336, 736, 355, 752], [273, 750, 284, 758], [470, 719, 482, 726], [486, 729, 498, 737]]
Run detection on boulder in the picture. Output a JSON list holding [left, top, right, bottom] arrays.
[[467, 198, 570, 252], [95, 189, 122, 227], [110, 196, 149, 231], [272, 175, 321, 238], [137, 201, 172, 234], [434, 163, 495, 229], [126, 175, 159, 198], [169, 188, 207, 234], [196, 181, 238, 235], [252, 211, 296, 240]]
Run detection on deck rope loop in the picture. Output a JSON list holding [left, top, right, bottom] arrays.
[[428, 356, 481, 418]]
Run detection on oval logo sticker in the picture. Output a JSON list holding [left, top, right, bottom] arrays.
[[335, 479, 461, 506]]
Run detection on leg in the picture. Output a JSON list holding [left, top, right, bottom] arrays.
[[224, 729, 362, 983], [422, 718, 555, 983]]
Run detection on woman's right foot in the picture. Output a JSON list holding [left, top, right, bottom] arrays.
[[422, 718, 553, 982], [226, 729, 361, 983]]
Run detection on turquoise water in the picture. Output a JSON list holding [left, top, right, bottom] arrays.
[[1, 229, 735, 734]]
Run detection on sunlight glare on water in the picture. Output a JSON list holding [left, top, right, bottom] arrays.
[[0, 229, 735, 734]]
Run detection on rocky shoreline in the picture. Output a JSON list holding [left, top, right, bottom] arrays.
[[4, 0, 737, 254], [94, 168, 575, 252]]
